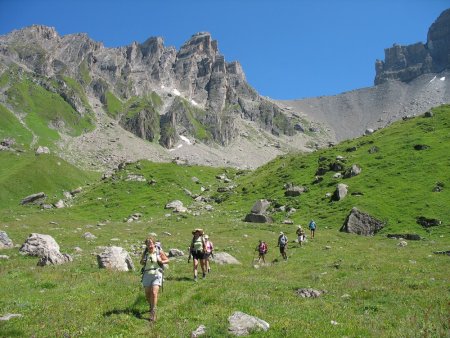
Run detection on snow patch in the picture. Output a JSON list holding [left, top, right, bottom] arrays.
[[440, 77, 445, 81], [190, 99, 198, 106], [180, 135, 192, 145], [429, 76, 436, 83], [172, 89, 181, 96]]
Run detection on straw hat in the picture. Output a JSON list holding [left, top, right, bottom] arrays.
[[192, 228, 204, 235]]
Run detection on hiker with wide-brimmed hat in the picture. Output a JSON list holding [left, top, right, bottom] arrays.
[[140, 236, 169, 322], [188, 228, 207, 281]]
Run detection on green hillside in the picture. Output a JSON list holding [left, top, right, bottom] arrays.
[[0, 106, 448, 337], [0, 151, 99, 210]]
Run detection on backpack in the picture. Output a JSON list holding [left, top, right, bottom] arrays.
[[259, 242, 268, 254], [279, 235, 287, 246]]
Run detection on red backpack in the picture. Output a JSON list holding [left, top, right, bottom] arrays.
[[259, 242, 268, 254]]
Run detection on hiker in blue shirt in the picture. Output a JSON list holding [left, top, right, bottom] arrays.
[[277, 232, 288, 260], [309, 220, 316, 239]]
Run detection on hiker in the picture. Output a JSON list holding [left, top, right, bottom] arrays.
[[256, 240, 268, 263], [188, 228, 207, 281], [203, 234, 214, 273], [296, 225, 305, 246], [140, 236, 169, 322], [277, 232, 288, 260], [309, 220, 317, 239]]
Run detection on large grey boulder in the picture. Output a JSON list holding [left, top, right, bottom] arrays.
[[228, 311, 269, 336], [37, 250, 72, 266], [19, 233, 72, 266], [97, 246, 134, 271], [340, 207, 384, 236], [333, 183, 348, 201], [0, 231, 13, 249], [250, 199, 270, 214], [19, 233, 60, 257], [244, 199, 273, 223], [211, 252, 241, 265], [20, 192, 46, 205]]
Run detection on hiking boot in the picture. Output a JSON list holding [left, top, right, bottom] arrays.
[[150, 308, 157, 322], [202, 272, 206, 279], [207, 268, 211, 273], [194, 276, 198, 282]]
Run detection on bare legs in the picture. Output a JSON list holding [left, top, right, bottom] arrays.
[[145, 285, 159, 321], [193, 257, 206, 280]]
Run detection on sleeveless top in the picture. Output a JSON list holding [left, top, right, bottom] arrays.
[[144, 251, 159, 275], [192, 236, 204, 252]]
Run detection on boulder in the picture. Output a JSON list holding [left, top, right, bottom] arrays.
[[19, 233, 60, 257], [97, 246, 134, 271], [244, 214, 273, 223], [284, 186, 307, 197], [295, 288, 327, 298], [228, 311, 269, 336], [20, 192, 46, 205], [191, 325, 207, 337], [332, 183, 348, 201], [211, 252, 241, 265], [35, 146, 50, 155], [165, 200, 184, 210], [37, 250, 73, 266], [416, 216, 441, 228], [343, 164, 361, 178], [0, 231, 14, 249], [340, 207, 384, 236], [250, 199, 270, 214], [168, 248, 184, 257]]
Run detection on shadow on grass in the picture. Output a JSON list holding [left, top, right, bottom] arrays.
[[103, 295, 149, 321], [164, 276, 193, 282]]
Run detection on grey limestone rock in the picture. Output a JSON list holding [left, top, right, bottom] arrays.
[[340, 207, 384, 236], [228, 311, 269, 336], [0, 231, 14, 249], [97, 246, 134, 271]]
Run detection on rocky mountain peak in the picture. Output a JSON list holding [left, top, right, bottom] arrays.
[[375, 8, 450, 85]]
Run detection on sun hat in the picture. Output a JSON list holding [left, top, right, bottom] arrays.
[[280, 231, 284, 235], [204, 234, 209, 239], [192, 228, 204, 235]]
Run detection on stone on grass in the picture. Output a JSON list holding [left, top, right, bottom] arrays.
[[228, 311, 269, 336], [340, 207, 384, 236], [211, 252, 241, 265], [0, 231, 14, 249], [19, 233, 60, 257], [0, 313, 22, 321], [20, 192, 46, 205], [191, 324, 207, 337], [295, 288, 327, 298], [37, 250, 73, 266], [168, 249, 184, 257], [97, 246, 134, 271]]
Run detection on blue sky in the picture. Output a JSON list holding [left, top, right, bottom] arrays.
[[1, 0, 448, 99]]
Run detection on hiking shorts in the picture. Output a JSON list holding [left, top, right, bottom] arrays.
[[142, 271, 163, 287], [204, 252, 212, 259], [192, 250, 205, 260], [298, 235, 305, 242]]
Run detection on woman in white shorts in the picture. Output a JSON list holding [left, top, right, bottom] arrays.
[[140, 236, 169, 321]]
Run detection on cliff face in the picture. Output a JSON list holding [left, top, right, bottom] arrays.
[[375, 9, 450, 84], [0, 26, 294, 147]]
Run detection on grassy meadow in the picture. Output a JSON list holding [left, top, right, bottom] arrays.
[[0, 106, 449, 337]]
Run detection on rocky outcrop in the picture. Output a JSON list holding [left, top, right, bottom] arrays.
[[340, 207, 384, 236], [375, 9, 450, 84], [0, 26, 297, 147]]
